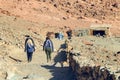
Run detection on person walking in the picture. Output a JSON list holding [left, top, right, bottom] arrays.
[[43, 36, 54, 63], [24, 35, 35, 62], [66, 28, 72, 40], [58, 31, 64, 40]]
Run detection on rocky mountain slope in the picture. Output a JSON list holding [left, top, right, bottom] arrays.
[[0, 0, 120, 35], [0, 0, 120, 80]]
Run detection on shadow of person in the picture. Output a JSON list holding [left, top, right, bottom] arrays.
[[53, 50, 67, 67], [53, 43, 68, 67], [41, 65, 75, 80], [41, 43, 76, 80]]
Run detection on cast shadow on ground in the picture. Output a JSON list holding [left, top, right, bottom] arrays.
[[53, 43, 68, 67], [53, 50, 67, 67], [41, 43, 75, 80], [41, 65, 75, 80]]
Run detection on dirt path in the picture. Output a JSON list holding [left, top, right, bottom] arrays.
[[22, 50, 74, 80], [6, 39, 74, 80], [4, 36, 120, 80]]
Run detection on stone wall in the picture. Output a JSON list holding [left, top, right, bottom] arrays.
[[69, 52, 117, 80]]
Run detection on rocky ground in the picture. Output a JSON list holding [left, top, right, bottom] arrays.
[[70, 36, 120, 79], [0, 14, 75, 80], [0, 0, 120, 35], [0, 0, 120, 80], [0, 14, 120, 79]]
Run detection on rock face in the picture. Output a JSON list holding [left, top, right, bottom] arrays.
[[67, 36, 120, 80], [0, 0, 119, 21], [69, 52, 117, 80], [39, 0, 120, 20], [0, 0, 120, 35]]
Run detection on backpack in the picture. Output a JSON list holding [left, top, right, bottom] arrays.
[[44, 40, 51, 48], [43, 39, 54, 51], [27, 43, 35, 53]]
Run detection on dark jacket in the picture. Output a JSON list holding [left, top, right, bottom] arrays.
[[43, 38, 54, 52], [66, 30, 72, 37]]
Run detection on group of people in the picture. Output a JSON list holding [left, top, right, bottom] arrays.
[[55, 29, 72, 40], [24, 35, 54, 63], [55, 32, 64, 40], [24, 29, 73, 63]]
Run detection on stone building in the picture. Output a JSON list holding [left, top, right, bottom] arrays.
[[89, 24, 111, 37]]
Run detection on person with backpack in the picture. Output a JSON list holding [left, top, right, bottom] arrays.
[[24, 35, 35, 62], [43, 36, 54, 63]]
